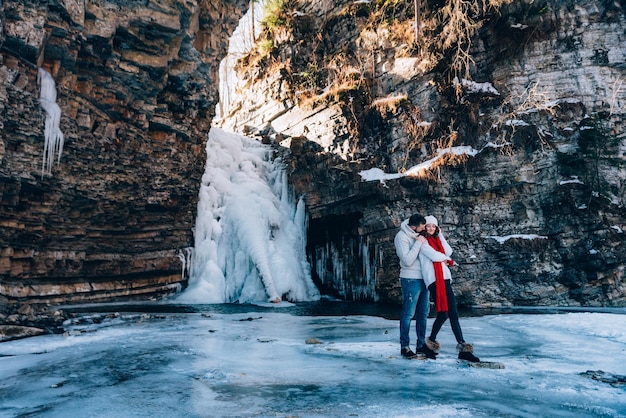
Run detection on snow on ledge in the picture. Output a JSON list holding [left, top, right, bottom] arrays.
[[611, 225, 624, 233], [505, 119, 530, 127], [359, 145, 479, 183], [559, 176, 584, 185], [484, 141, 511, 149], [358, 168, 404, 182], [487, 234, 548, 244], [454, 77, 500, 96]]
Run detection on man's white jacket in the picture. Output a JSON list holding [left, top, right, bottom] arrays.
[[394, 219, 449, 280]]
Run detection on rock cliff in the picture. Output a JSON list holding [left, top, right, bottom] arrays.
[[0, 0, 248, 312], [218, 0, 626, 307], [1, 0, 624, 314]]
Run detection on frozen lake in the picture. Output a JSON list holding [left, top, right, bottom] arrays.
[[1, 302, 625, 417]]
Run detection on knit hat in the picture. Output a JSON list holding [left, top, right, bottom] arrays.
[[424, 215, 438, 226]]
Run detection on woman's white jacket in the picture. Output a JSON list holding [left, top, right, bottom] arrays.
[[419, 232, 454, 288], [394, 219, 449, 279]]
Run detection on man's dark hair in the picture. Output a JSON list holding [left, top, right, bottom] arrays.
[[408, 214, 426, 226]]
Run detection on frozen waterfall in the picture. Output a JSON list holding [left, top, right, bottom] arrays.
[[178, 128, 320, 304], [38, 68, 64, 177]]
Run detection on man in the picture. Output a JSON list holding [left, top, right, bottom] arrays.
[[394, 213, 438, 359]]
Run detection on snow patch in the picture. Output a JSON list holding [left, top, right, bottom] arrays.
[[559, 176, 584, 185], [454, 77, 500, 96], [359, 145, 479, 183], [505, 119, 530, 127], [487, 234, 548, 244]]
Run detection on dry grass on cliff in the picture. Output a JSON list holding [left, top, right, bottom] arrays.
[[296, 51, 368, 109], [371, 94, 409, 118], [431, 152, 470, 172], [298, 82, 361, 110], [430, 124, 470, 172]]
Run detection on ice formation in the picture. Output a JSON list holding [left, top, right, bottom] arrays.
[[38, 68, 64, 177], [178, 128, 320, 304]]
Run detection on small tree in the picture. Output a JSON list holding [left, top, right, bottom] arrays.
[[251, 0, 255, 42], [262, 0, 289, 34], [435, 0, 513, 94], [414, 0, 421, 45]]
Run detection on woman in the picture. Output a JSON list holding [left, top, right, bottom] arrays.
[[419, 215, 480, 362]]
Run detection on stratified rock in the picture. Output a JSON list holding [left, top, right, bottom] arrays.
[[0, 0, 248, 311]]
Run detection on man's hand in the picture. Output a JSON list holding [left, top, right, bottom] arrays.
[[416, 236, 427, 243]]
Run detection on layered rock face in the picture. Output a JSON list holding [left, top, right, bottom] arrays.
[[1, 0, 624, 313], [0, 0, 248, 311], [219, 0, 626, 307]]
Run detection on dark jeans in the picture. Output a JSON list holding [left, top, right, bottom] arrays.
[[399, 278, 429, 349], [428, 280, 464, 344]]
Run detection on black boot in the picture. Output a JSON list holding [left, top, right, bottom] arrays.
[[401, 347, 418, 359], [416, 344, 437, 359], [458, 351, 480, 362], [457, 342, 480, 362]]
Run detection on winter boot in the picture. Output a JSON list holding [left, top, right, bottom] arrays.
[[457, 342, 480, 363], [458, 351, 480, 362], [416, 344, 437, 360], [425, 337, 440, 354], [401, 347, 418, 359]]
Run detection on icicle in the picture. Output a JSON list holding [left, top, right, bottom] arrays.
[[38, 68, 65, 178], [178, 247, 193, 281], [313, 235, 378, 301]]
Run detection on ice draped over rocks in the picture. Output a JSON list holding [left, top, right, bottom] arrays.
[[179, 128, 320, 303], [215, 0, 266, 123], [38, 68, 64, 177]]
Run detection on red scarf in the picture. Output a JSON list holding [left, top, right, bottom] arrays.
[[427, 235, 448, 312]]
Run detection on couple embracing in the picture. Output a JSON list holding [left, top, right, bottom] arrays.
[[394, 213, 479, 362]]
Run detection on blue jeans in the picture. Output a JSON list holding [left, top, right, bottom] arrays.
[[399, 278, 430, 349]]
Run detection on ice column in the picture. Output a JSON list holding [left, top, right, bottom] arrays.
[[179, 128, 320, 304], [38, 68, 64, 177], [178, 247, 193, 281]]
